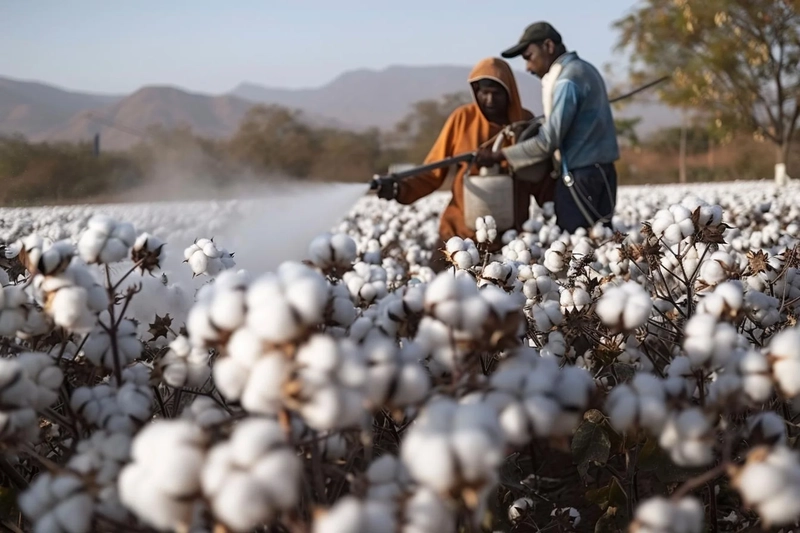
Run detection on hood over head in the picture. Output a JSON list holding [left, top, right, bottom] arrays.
[[467, 57, 525, 123]]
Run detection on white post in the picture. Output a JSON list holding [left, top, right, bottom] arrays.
[[775, 163, 791, 186]]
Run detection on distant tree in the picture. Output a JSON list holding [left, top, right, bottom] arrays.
[[309, 127, 382, 182], [389, 91, 472, 163], [228, 105, 317, 179], [614, 117, 642, 148], [613, 0, 800, 182]]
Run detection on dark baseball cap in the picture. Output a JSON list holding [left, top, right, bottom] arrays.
[[501, 22, 562, 59]]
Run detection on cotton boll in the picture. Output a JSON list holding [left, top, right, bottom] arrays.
[[737, 349, 773, 403], [35, 262, 109, 334], [400, 397, 504, 501], [596, 281, 652, 331], [630, 496, 703, 533], [201, 418, 301, 532], [157, 335, 211, 389], [744, 290, 781, 328], [544, 241, 568, 273], [559, 287, 590, 311], [531, 300, 563, 330], [16, 352, 63, 410], [683, 314, 738, 369], [508, 497, 534, 523], [118, 420, 208, 531], [658, 408, 714, 467], [78, 215, 136, 265], [184, 238, 235, 277], [731, 446, 800, 528], [747, 412, 787, 446], [0, 286, 29, 336], [768, 328, 800, 398], [18, 472, 94, 533], [183, 396, 230, 429], [604, 373, 668, 435], [82, 319, 141, 370]]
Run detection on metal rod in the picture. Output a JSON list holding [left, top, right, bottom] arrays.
[[372, 151, 476, 184]]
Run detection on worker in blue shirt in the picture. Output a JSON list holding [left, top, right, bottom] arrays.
[[476, 22, 620, 234]]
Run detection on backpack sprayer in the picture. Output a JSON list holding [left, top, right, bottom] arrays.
[[368, 75, 669, 232], [368, 120, 553, 234]]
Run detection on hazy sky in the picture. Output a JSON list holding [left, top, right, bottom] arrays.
[[2, 1, 639, 95]]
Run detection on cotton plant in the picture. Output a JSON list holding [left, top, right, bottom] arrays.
[[7, 184, 800, 532]]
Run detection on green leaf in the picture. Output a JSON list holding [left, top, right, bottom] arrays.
[[0, 486, 18, 521], [636, 436, 660, 471], [611, 362, 636, 384], [572, 415, 612, 477]]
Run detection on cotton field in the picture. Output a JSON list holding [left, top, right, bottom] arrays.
[[3, 179, 800, 532]]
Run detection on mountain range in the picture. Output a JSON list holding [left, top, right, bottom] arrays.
[[0, 65, 680, 151]]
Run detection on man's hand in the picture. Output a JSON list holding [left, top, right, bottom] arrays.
[[374, 176, 400, 200], [475, 147, 506, 168]]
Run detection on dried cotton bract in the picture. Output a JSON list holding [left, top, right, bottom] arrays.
[[131, 232, 166, 274]]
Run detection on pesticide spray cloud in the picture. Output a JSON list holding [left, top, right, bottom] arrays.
[[213, 181, 369, 274]]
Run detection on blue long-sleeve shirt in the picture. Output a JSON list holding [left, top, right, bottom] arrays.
[[502, 51, 620, 172]]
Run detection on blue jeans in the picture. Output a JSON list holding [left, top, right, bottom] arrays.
[[554, 162, 617, 233]]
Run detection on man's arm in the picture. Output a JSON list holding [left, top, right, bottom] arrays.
[[501, 79, 580, 170]]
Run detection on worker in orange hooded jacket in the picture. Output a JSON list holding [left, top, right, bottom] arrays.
[[376, 57, 554, 264]]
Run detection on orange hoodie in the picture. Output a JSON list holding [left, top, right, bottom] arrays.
[[395, 57, 554, 245]]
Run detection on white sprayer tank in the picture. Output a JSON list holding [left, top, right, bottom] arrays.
[[463, 133, 515, 232]]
